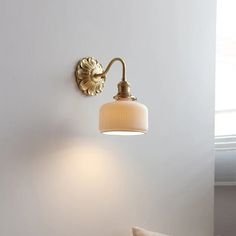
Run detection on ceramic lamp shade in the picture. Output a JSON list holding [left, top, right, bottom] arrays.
[[99, 99, 148, 135]]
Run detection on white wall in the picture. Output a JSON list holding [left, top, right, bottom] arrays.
[[215, 150, 236, 182], [0, 1, 215, 236], [214, 186, 236, 236]]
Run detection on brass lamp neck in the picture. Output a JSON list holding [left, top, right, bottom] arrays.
[[95, 58, 136, 100], [75, 57, 136, 100], [113, 81, 136, 101], [95, 57, 126, 81]]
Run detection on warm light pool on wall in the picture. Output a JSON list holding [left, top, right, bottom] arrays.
[[75, 57, 148, 135]]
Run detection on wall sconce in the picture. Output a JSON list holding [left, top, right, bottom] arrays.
[[75, 57, 148, 135]]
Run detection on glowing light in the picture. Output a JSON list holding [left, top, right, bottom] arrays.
[[102, 131, 145, 135]]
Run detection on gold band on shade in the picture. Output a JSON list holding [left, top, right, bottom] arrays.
[[99, 99, 148, 135]]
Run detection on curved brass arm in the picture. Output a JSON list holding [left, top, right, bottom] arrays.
[[94, 57, 126, 81], [75, 56, 135, 99]]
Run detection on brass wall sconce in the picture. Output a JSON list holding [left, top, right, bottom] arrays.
[[75, 57, 148, 135]]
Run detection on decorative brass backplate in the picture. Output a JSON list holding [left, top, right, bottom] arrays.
[[75, 57, 105, 96]]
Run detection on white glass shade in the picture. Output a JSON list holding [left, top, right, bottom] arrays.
[[99, 100, 148, 135]]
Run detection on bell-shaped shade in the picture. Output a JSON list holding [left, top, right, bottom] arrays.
[[99, 100, 148, 135]]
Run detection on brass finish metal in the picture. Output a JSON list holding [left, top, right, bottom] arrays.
[[75, 57, 105, 96], [113, 81, 136, 101], [94, 57, 126, 82], [75, 57, 136, 100]]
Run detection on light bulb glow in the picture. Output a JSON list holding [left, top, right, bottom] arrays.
[[102, 131, 145, 136]]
